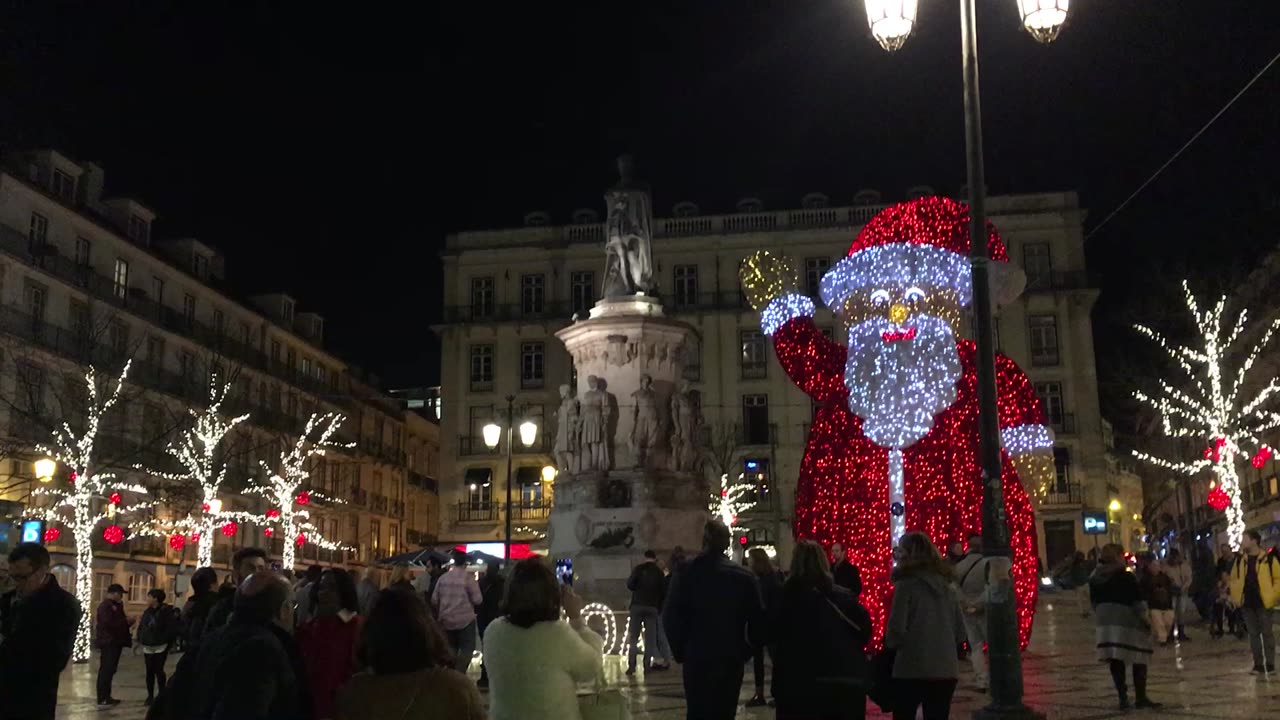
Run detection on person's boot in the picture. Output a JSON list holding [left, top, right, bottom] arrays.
[[746, 691, 767, 707], [1133, 665, 1160, 708]]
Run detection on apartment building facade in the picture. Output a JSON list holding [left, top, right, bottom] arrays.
[[437, 189, 1140, 566], [0, 149, 440, 613]]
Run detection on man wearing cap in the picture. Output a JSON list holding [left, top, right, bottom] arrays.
[[740, 196, 1054, 648], [94, 582, 135, 706]]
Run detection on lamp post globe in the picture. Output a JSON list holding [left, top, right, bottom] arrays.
[[518, 421, 538, 448], [482, 422, 502, 450], [34, 457, 57, 483], [864, 0, 918, 51], [1018, 0, 1070, 43]]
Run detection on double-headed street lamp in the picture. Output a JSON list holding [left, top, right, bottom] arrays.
[[860, 2, 1070, 719], [483, 395, 538, 562]]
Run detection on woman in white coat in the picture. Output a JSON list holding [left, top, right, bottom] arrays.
[[483, 557, 604, 720]]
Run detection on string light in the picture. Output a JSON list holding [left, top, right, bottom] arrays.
[[761, 293, 816, 336], [740, 251, 802, 312], [133, 374, 249, 568], [1132, 280, 1280, 551], [32, 362, 150, 662], [755, 197, 1044, 649], [710, 473, 757, 545]]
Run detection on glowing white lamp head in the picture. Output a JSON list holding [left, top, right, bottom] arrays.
[[865, 0, 917, 52], [482, 423, 501, 450], [1109, 499, 1122, 512], [1018, 0, 1069, 44], [541, 465, 557, 483], [518, 421, 537, 448], [34, 457, 57, 483]]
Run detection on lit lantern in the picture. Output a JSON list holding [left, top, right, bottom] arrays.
[[1017, 0, 1069, 44], [296, 491, 310, 505], [482, 422, 501, 450], [221, 521, 238, 537], [169, 534, 186, 551], [1208, 487, 1231, 512], [103, 525, 124, 544], [864, 0, 917, 52], [33, 457, 56, 483], [44, 527, 61, 543], [518, 421, 538, 448]]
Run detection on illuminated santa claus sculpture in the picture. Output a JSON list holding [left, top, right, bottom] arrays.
[[740, 196, 1055, 648]]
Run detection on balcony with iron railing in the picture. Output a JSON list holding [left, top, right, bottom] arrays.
[[456, 501, 498, 523], [508, 500, 553, 522], [1041, 482, 1084, 507], [408, 470, 439, 494], [406, 528, 438, 547], [735, 422, 778, 447], [1024, 270, 1100, 293]]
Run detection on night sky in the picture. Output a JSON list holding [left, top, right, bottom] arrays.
[[2, 1, 1278, 442]]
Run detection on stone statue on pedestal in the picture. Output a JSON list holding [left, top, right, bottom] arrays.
[[579, 375, 614, 472], [630, 374, 662, 468], [553, 384, 580, 473], [602, 155, 654, 298], [669, 381, 703, 472]]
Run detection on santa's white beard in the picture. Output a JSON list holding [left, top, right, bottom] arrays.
[[844, 314, 962, 450]]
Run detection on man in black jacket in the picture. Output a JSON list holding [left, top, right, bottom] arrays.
[[0, 543, 81, 720], [830, 542, 862, 598], [663, 521, 764, 720], [203, 546, 268, 634], [189, 571, 310, 719], [626, 549, 670, 674]]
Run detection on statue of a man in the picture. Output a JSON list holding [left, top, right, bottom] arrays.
[[579, 375, 613, 472], [630, 374, 662, 468], [603, 154, 654, 298], [553, 384, 580, 473], [669, 381, 703, 471]]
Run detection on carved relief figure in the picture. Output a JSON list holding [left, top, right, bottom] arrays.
[[553, 384, 580, 473], [669, 381, 703, 472], [630, 374, 662, 468], [579, 375, 614, 472]]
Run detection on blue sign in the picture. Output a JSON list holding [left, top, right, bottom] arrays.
[[21, 519, 45, 544], [1082, 511, 1108, 535]]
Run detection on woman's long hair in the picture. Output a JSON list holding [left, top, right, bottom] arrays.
[[787, 540, 834, 592], [310, 567, 361, 615], [501, 557, 561, 629], [747, 548, 775, 578], [895, 531, 953, 580], [357, 588, 453, 674]]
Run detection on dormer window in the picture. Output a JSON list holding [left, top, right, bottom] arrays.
[[281, 298, 295, 326], [193, 254, 209, 281], [52, 170, 76, 201], [127, 214, 150, 245]]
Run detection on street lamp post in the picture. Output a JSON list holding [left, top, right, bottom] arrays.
[[483, 395, 537, 563], [862, 2, 1070, 718]]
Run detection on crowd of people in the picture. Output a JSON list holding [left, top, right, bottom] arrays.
[[1, 519, 1277, 720]]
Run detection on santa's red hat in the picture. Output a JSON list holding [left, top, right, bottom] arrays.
[[818, 196, 1024, 311]]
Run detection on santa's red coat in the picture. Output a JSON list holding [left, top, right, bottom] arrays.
[[774, 316, 1044, 649]]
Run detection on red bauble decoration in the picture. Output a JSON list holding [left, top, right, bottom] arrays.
[[1252, 446, 1272, 469], [296, 491, 310, 505], [202, 502, 211, 512], [221, 521, 238, 537], [109, 492, 122, 505], [103, 525, 124, 544], [44, 527, 61, 543], [738, 534, 748, 546], [169, 533, 186, 551], [265, 508, 281, 519], [295, 533, 307, 547], [1207, 487, 1231, 511], [189, 532, 201, 542], [264, 527, 274, 537], [68, 471, 77, 483]]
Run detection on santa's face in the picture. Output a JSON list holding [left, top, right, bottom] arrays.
[[843, 285, 962, 449]]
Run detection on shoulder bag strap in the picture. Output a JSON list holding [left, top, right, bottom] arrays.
[[819, 591, 864, 634], [399, 678, 425, 720]]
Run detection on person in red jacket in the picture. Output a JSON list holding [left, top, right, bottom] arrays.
[[94, 583, 135, 706], [296, 568, 362, 719]]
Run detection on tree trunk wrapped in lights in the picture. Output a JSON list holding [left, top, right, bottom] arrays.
[[32, 362, 152, 663], [1133, 280, 1280, 551]]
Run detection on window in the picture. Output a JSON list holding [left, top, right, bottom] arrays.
[[69, 299, 90, 339], [370, 519, 381, 551], [521, 274, 545, 315], [94, 572, 116, 604], [571, 271, 594, 314], [142, 403, 165, 443], [287, 392, 298, 418], [16, 362, 46, 414], [302, 357, 313, 379], [1052, 447, 1072, 490], [113, 258, 129, 299], [75, 237, 91, 266], [521, 481, 543, 505], [50, 564, 75, 590], [108, 320, 129, 357], [1023, 243, 1053, 289], [740, 330, 768, 379], [183, 294, 196, 325], [467, 478, 492, 507], [213, 309, 225, 337], [521, 342, 545, 389], [281, 298, 294, 326], [179, 350, 195, 380], [742, 394, 771, 445], [470, 344, 494, 390], [193, 254, 209, 280], [146, 336, 164, 364], [239, 321, 251, 347], [127, 214, 149, 245], [127, 570, 155, 603], [743, 457, 772, 504], [317, 365, 327, 385], [804, 257, 830, 298], [471, 277, 495, 319], [24, 282, 47, 325], [388, 523, 399, 555], [150, 276, 164, 304], [287, 348, 296, 374], [28, 212, 48, 248], [673, 265, 698, 308], [348, 515, 360, 546], [1034, 382, 1066, 430], [52, 169, 76, 200], [270, 340, 281, 364], [1028, 315, 1060, 366], [682, 338, 701, 382]]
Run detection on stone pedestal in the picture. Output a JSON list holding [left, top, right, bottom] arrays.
[[550, 296, 708, 608]]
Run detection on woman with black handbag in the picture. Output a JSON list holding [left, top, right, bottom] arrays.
[[770, 540, 872, 720]]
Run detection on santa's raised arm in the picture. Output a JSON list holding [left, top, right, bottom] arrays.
[[739, 197, 1055, 648]]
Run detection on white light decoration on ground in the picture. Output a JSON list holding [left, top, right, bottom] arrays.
[[1132, 281, 1280, 551], [761, 293, 816, 336], [1018, 0, 1070, 44], [710, 473, 757, 549], [133, 375, 248, 567], [243, 412, 352, 568], [32, 362, 152, 663], [864, 0, 918, 51]]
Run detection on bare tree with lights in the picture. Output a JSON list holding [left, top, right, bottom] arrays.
[[31, 362, 152, 663], [709, 472, 757, 539], [1133, 280, 1280, 551]]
